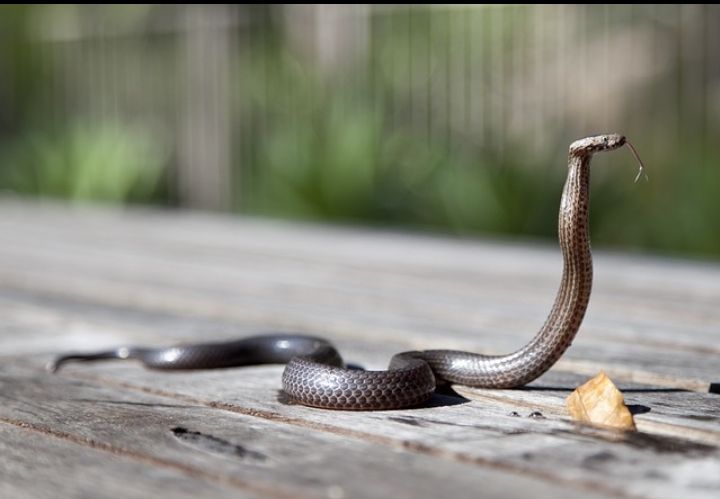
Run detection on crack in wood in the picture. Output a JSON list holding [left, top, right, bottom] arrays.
[[386, 416, 424, 427], [59, 370, 647, 499], [0, 417, 302, 499], [456, 390, 720, 446], [2, 282, 716, 395], [553, 359, 714, 393], [171, 426, 268, 462]]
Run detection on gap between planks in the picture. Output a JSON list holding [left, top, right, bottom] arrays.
[[0, 417, 309, 499], [6, 368, 643, 499], [452, 388, 720, 446], [1, 359, 652, 499], [0, 278, 715, 395], [46, 361, 720, 462]]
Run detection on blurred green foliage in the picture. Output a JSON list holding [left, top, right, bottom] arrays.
[[244, 80, 563, 238], [1, 5, 719, 260], [237, 8, 720, 259], [246, 86, 720, 258], [1, 121, 168, 202]]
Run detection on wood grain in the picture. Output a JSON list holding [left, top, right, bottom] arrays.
[[1, 200, 718, 499], [0, 362, 615, 499], [0, 423, 260, 499]]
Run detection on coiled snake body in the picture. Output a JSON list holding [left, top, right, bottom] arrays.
[[50, 134, 630, 410]]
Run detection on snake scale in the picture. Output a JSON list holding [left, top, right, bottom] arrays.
[[50, 134, 634, 410]]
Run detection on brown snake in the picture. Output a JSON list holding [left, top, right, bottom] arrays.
[[50, 134, 638, 410]]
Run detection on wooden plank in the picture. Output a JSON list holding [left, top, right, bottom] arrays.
[[0, 289, 717, 442], [2, 286, 717, 494], [0, 423, 257, 499], [1, 207, 718, 360], [0, 283, 716, 401], [1, 201, 719, 499], [35, 342, 718, 440], [456, 370, 720, 438], [0, 302, 719, 444], [0, 233, 717, 391], [2, 201, 718, 337], [30, 359, 719, 499], [0, 363, 618, 499]]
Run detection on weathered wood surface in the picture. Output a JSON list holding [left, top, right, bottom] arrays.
[[0, 200, 718, 499]]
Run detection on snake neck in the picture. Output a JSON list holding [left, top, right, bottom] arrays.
[[425, 150, 596, 387], [540, 153, 593, 343], [507, 151, 593, 381]]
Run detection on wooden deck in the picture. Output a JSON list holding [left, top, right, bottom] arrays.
[[1, 200, 718, 499]]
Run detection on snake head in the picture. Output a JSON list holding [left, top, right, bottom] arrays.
[[569, 134, 626, 156]]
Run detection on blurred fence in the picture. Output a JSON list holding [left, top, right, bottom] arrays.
[[1, 5, 719, 256]]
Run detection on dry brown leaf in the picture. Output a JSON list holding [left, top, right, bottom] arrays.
[[565, 371, 636, 431]]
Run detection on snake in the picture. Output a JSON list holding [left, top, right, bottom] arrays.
[[49, 134, 635, 411]]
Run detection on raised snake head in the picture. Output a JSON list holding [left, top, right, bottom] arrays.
[[569, 134, 626, 157]]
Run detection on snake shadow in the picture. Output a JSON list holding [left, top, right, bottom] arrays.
[[427, 384, 471, 408], [276, 386, 470, 409], [349, 363, 471, 408]]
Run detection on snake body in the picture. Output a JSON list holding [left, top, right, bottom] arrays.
[[50, 134, 628, 410]]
